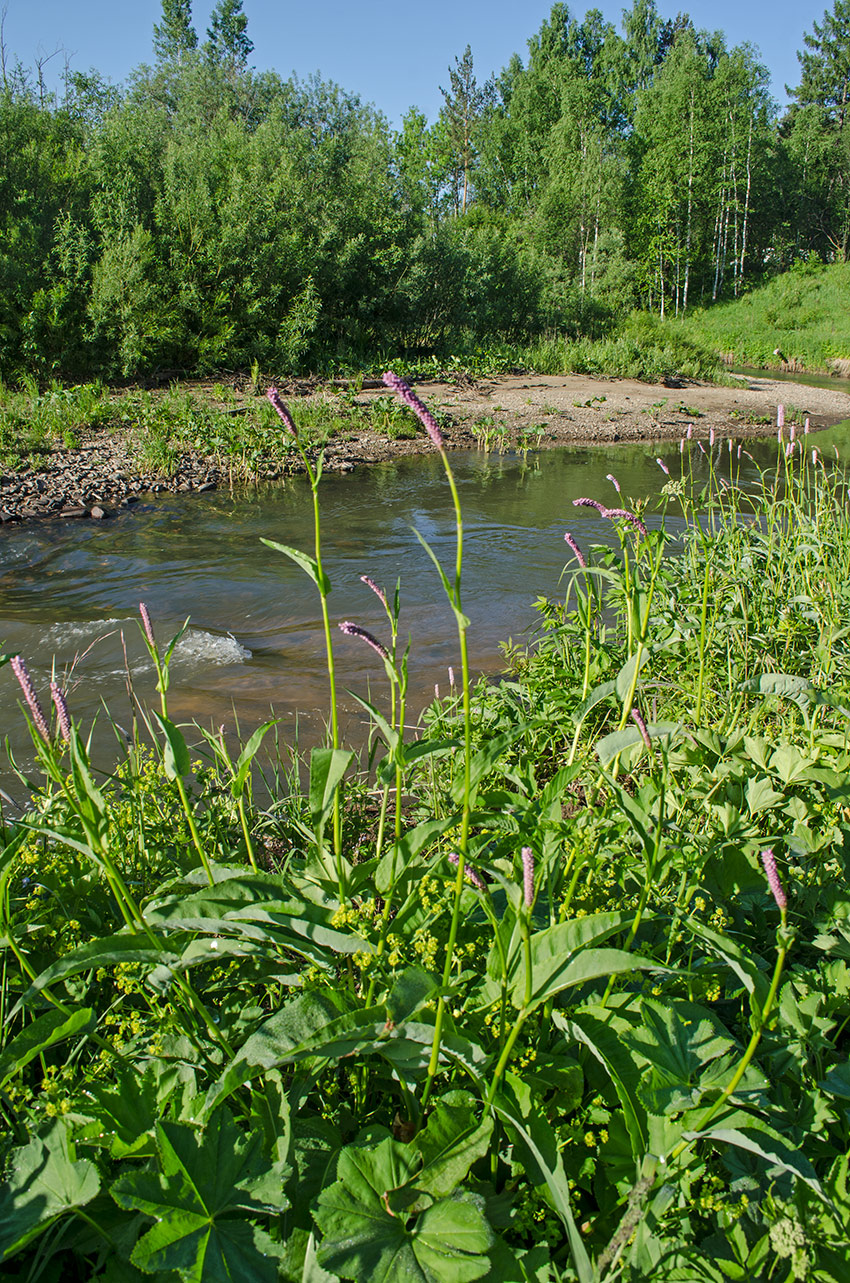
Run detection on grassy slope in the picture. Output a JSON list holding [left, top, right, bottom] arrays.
[[682, 260, 850, 372]]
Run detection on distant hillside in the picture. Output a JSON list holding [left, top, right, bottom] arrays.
[[682, 262, 850, 376]]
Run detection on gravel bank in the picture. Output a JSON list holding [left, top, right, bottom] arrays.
[[2, 371, 848, 527]]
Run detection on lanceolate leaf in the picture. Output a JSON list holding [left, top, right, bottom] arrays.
[[685, 1124, 827, 1205], [309, 748, 353, 831], [261, 538, 331, 594], [566, 1006, 648, 1157], [153, 711, 192, 780], [508, 911, 661, 1010], [0, 1007, 94, 1090], [491, 1089, 593, 1283]]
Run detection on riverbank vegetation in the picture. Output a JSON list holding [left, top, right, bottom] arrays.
[[682, 260, 850, 375], [3, 0, 850, 384], [1, 379, 848, 1280]]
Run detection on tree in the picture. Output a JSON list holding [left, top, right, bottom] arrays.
[[439, 45, 486, 215], [153, 0, 197, 65], [787, 1, 850, 258], [205, 0, 253, 74], [793, 0, 850, 126]]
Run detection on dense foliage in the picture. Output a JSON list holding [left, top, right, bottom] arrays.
[[2, 0, 850, 381], [0, 380, 849, 1280]]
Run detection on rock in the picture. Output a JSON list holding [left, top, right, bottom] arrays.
[[198, 481, 217, 492], [90, 506, 107, 520], [60, 506, 88, 519]]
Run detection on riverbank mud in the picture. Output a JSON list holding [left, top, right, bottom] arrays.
[[2, 370, 848, 526]]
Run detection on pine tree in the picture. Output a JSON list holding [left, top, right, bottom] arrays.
[[152, 0, 197, 65], [439, 45, 486, 215], [206, 0, 253, 71]]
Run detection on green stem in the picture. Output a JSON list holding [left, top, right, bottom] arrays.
[[670, 922, 789, 1163], [421, 450, 471, 1112]]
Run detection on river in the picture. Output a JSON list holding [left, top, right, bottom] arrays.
[[2, 391, 849, 795]]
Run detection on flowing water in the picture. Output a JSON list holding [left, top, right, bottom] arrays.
[[2, 403, 850, 794]]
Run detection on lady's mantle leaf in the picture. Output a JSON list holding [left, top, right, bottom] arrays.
[[314, 1137, 493, 1282], [111, 1108, 288, 1282]]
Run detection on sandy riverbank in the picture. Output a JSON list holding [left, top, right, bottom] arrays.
[[2, 371, 848, 526]]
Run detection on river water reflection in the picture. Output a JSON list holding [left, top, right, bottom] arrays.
[[2, 414, 849, 791]]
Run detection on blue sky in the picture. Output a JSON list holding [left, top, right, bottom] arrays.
[[0, 0, 830, 124]]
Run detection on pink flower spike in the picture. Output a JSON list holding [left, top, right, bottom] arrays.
[[139, 602, 155, 647], [606, 507, 648, 537], [727, 438, 733, 453], [448, 666, 455, 686], [564, 531, 587, 569], [790, 423, 796, 442], [679, 438, 685, 454], [449, 851, 484, 890], [10, 656, 50, 743], [786, 442, 794, 459], [777, 404, 785, 429], [382, 372, 444, 449], [573, 497, 607, 514], [686, 424, 693, 440], [709, 427, 715, 447], [50, 682, 72, 743], [656, 457, 670, 476], [360, 575, 388, 609], [804, 417, 810, 434], [630, 707, 652, 748], [812, 449, 819, 465], [521, 846, 535, 907], [606, 473, 621, 494], [698, 441, 706, 455], [266, 387, 298, 438], [338, 620, 389, 661], [761, 848, 787, 911]]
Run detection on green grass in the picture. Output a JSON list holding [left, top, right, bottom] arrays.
[[682, 259, 850, 373]]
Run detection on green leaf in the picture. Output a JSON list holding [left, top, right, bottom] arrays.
[[232, 719, 278, 797], [507, 912, 657, 1010], [0, 1122, 100, 1261], [309, 748, 353, 831], [205, 991, 380, 1113], [615, 649, 650, 702], [686, 1124, 827, 1204], [595, 722, 678, 766], [314, 1137, 493, 1282], [262, 538, 331, 594], [0, 1007, 94, 1090], [491, 1089, 593, 1283], [375, 818, 455, 895], [89, 1060, 195, 1159], [13, 934, 178, 1018], [111, 1109, 288, 1281], [624, 998, 736, 1115], [566, 1006, 648, 1157], [154, 711, 191, 779], [414, 1092, 494, 1198], [745, 775, 785, 817]]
